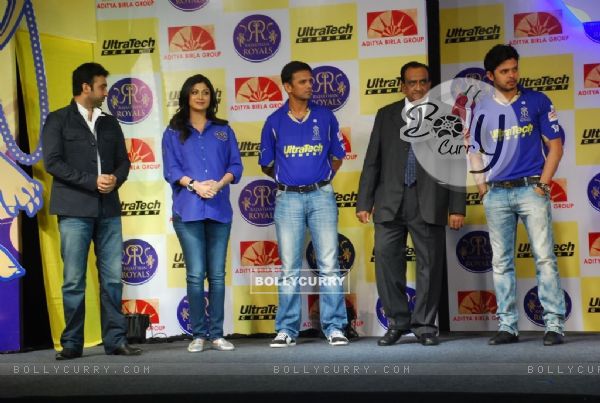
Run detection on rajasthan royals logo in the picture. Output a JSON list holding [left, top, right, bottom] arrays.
[[177, 293, 210, 335], [367, 10, 418, 38], [456, 231, 493, 273], [168, 0, 208, 12], [306, 233, 355, 277], [121, 239, 158, 285], [376, 287, 416, 329], [588, 173, 600, 213], [524, 286, 571, 327], [233, 14, 281, 62], [238, 179, 277, 226], [583, 21, 600, 44], [312, 65, 350, 112], [108, 77, 153, 124]]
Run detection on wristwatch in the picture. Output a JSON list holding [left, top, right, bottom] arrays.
[[536, 182, 550, 195], [187, 179, 195, 192]]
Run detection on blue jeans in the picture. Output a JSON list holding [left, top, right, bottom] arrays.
[[483, 185, 565, 335], [273, 184, 348, 338], [173, 216, 231, 339], [58, 216, 127, 353]]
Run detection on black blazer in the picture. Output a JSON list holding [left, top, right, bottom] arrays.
[[42, 100, 130, 217], [356, 99, 466, 225]]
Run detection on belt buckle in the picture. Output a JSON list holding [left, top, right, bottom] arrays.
[[297, 184, 308, 193]]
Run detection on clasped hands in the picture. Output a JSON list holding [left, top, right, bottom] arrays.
[[191, 180, 223, 199], [97, 174, 117, 194]]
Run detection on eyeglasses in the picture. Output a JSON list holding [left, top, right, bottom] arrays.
[[404, 79, 430, 88]]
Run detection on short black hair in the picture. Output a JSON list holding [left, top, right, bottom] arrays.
[[400, 61, 430, 83], [281, 61, 312, 85], [484, 44, 520, 73], [72, 62, 109, 96]]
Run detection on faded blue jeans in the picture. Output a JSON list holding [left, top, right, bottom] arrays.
[[173, 216, 231, 340], [273, 184, 348, 338], [58, 216, 127, 353], [484, 184, 565, 335]]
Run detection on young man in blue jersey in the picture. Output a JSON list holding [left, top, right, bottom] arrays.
[[259, 61, 348, 347], [470, 44, 566, 346]]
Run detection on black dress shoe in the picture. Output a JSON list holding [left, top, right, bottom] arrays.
[[377, 329, 404, 346], [110, 344, 143, 356], [543, 331, 564, 346], [418, 333, 440, 346], [55, 348, 82, 360], [488, 331, 519, 345]]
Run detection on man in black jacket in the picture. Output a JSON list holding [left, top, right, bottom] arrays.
[[356, 62, 466, 346], [42, 62, 141, 359]]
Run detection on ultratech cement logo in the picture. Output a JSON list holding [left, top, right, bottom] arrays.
[[516, 241, 575, 258], [121, 200, 161, 216], [335, 191, 357, 208], [365, 76, 401, 95], [340, 128, 357, 161], [238, 304, 277, 320], [165, 25, 221, 60], [238, 141, 260, 157], [171, 251, 185, 269], [102, 37, 155, 56], [296, 23, 353, 43], [457, 290, 497, 314], [518, 74, 569, 91], [581, 127, 600, 145], [445, 24, 500, 44], [588, 297, 600, 313]]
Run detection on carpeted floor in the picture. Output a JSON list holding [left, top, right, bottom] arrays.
[[1, 332, 599, 402]]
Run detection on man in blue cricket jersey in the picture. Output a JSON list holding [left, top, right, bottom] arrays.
[[470, 44, 566, 346], [259, 61, 348, 347]]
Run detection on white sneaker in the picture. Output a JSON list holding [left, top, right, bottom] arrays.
[[269, 332, 296, 348], [187, 338, 206, 352], [211, 338, 235, 351], [327, 330, 349, 346]]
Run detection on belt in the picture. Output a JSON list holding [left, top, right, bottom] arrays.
[[277, 180, 330, 193], [488, 176, 540, 189]]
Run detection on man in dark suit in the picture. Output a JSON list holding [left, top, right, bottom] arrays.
[[356, 61, 466, 346], [42, 62, 141, 359]]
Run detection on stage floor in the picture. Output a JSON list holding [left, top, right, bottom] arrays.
[[1, 332, 600, 401]]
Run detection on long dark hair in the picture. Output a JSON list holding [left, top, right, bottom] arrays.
[[169, 74, 227, 143]]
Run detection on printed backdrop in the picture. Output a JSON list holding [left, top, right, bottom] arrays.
[[1, 0, 598, 351]]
